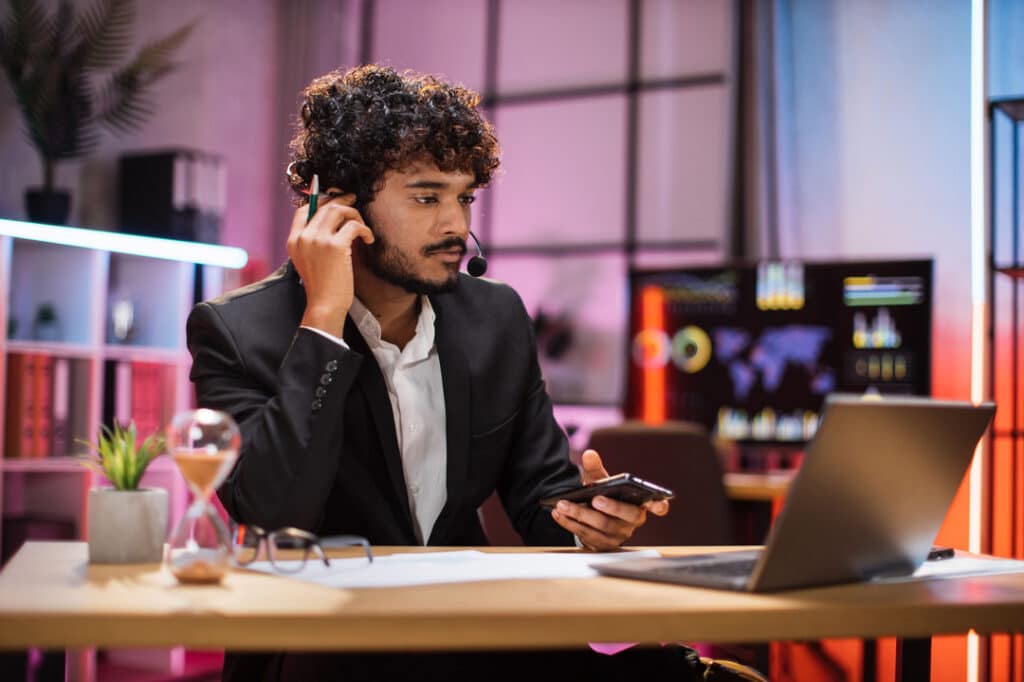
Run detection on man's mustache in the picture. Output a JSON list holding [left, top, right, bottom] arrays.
[[425, 238, 467, 255]]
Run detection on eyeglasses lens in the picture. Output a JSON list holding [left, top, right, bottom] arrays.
[[232, 526, 262, 565], [269, 531, 315, 573]]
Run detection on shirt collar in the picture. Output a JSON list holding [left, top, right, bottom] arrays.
[[349, 295, 436, 361]]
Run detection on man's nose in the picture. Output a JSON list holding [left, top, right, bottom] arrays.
[[438, 199, 470, 236]]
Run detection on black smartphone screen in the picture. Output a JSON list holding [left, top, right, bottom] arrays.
[[539, 473, 674, 508]]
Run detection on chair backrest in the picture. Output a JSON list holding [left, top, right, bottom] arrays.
[[586, 420, 734, 546]]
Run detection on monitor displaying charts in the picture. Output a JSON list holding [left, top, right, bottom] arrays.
[[625, 259, 933, 444]]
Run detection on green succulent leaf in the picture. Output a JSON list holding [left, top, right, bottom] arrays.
[[77, 420, 165, 491]]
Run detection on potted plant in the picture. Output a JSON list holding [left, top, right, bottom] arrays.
[[31, 301, 61, 341], [79, 421, 167, 563], [0, 0, 196, 224]]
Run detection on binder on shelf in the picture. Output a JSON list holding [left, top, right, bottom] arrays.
[[50, 358, 71, 458], [131, 361, 162, 441], [103, 359, 174, 441], [119, 149, 225, 244], [6, 354, 94, 459], [32, 354, 53, 458], [4, 354, 34, 458]]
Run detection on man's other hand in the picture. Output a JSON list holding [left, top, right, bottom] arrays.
[[549, 449, 670, 551]]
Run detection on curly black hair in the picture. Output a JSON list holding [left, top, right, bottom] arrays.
[[287, 65, 500, 210]]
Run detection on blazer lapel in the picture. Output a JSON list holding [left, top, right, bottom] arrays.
[[342, 317, 416, 540], [427, 297, 471, 545]]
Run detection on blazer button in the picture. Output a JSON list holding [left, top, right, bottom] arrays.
[[315, 386, 327, 398], [326, 359, 339, 372], [312, 398, 324, 411], [319, 373, 333, 386]]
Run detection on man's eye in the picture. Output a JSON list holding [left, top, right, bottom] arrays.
[[459, 195, 476, 205], [415, 196, 438, 204]]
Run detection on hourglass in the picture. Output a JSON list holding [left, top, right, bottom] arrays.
[[165, 408, 240, 584]]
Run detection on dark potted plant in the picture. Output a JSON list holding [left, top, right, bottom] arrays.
[[0, 0, 196, 224]]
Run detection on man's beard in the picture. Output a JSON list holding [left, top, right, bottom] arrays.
[[362, 228, 464, 296]]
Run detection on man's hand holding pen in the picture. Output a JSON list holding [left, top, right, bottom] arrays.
[[550, 450, 671, 551], [287, 176, 374, 337]]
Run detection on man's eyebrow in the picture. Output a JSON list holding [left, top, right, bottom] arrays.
[[405, 179, 479, 191]]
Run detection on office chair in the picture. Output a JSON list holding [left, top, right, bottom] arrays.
[[586, 420, 734, 546]]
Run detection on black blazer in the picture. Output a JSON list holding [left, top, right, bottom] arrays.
[[186, 261, 580, 548]]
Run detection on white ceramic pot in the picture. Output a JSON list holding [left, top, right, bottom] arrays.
[[87, 487, 168, 564]]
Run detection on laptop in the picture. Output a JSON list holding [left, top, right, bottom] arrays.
[[594, 395, 995, 592]]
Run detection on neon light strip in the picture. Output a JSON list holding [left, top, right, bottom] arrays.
[[968, 0, 987, 679], [0, 218, 248, 269], [640, 286, 666, 424], [969, 0, 987, 558]]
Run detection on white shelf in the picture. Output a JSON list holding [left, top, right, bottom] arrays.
[[0, 231, 241, 549], [1, 457, 90, 474], [5, 339, 98, 358], [103, 344, 190, 364], [0, 218, 248, 268]]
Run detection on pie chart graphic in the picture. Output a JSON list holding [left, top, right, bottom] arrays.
[[671, 325, 712, 373], [632, 329, 670, 369]]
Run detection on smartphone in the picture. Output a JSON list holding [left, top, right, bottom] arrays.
[[539, 473, 674, 509]]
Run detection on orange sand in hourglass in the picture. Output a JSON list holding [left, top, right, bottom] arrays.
[[170, 449, 236, 584], [173, 450, 235, 495]]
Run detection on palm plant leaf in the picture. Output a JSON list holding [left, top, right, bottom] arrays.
[[0, 0, 46, 82], [0, 0, 196, 188], [97, 19, 195, 134], [130, 19, 196, 79], [72, 0, 133, 69], [96, 71, 154, 134], [39, 70, 99, 159]]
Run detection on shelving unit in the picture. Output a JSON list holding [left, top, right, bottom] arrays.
[[987, 96, 1024, 681], [0, 218, 246, 679]]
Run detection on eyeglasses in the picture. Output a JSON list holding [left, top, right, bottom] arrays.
[[231, 524, 373, 572]]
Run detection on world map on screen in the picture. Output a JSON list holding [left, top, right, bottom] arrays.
[[714, 326, 834, 401]]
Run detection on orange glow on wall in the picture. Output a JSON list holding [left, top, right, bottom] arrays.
[[640, 286, 666, 424]]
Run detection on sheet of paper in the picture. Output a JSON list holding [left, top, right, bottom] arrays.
[[244, 549, 661, 588], [873, 554, 1024, 583]]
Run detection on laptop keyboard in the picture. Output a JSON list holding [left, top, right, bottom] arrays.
[[652, 557, 758, 580]]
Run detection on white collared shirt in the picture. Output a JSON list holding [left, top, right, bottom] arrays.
[[343, 296, 448, 544]]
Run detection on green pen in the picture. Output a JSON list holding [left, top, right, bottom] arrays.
[[306, 174, 320, 224]]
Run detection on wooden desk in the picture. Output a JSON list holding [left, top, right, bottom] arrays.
[[723, 471, 794, 502], [1, 541, 1023, 655]]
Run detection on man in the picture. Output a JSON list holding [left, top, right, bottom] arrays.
[[187, 65, 682, 680]]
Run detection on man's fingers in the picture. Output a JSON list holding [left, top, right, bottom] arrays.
[[590, 495, 646, 525], [316, 202, 365, 237], [645, 499, 670, 517], [579, 449, 609, 484], [554, 500, 636, 541], [550, 509, 620, 551], [335, 220, 375, 246]]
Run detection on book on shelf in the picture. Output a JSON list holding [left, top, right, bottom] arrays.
[[4, 353, 35, 458], [103, 359, 174, 442], [5, 353, 91, 459], [50, 357, 71, 458], [32, 354, 53, 459]]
